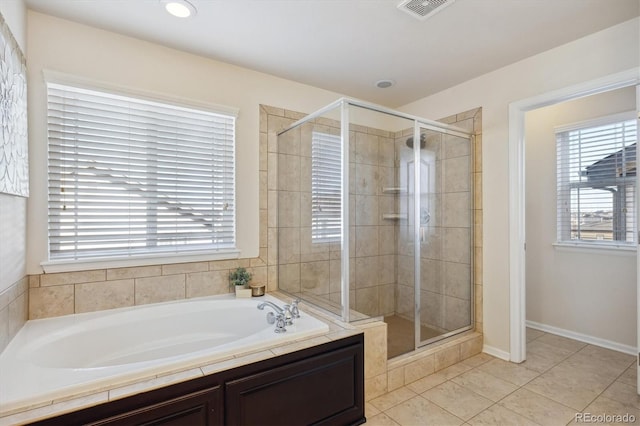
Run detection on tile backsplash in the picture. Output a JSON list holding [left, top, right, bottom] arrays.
[[28, 260, 267, 319]]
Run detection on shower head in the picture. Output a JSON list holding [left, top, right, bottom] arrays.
[[406, 133, 426, 149]]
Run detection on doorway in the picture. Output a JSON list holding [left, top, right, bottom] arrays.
[[508, 69, 640, 363]]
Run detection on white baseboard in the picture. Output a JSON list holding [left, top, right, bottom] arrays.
[[526, 320, 637, 356], [483, 344, 510, 361]]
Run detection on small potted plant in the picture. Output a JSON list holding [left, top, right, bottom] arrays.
[[229, 267, 252, 298]]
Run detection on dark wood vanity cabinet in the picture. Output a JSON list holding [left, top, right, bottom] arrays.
[[87, 386, 222, 426], [31, 334, 365, 426], [225, 344, 362, 425]]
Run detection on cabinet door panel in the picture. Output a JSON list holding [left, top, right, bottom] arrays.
[[93, 386, 221, 426], [225, 345, 363, 426]]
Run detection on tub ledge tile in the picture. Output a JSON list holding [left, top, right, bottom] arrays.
[[270, 336, 332, 356], [109, 368, 204, 402], [201, 350, 274, 376], [0, 391, 108, 426]]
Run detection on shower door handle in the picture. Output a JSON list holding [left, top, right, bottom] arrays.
[[419, 208, 430, 242], [421, 209, 431, 225]]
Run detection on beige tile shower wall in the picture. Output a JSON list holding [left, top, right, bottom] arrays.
[[441, 108, 483, 335], [394, 108, 482, 334], [266, 106, 398, 318], [0, 277, 28, 352], [353, 124, 397, 317]]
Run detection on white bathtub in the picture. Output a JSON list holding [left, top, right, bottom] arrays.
[[0, 293, 329, 412]]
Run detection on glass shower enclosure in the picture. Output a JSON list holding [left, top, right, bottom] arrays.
[[276, 98, 473, 358]]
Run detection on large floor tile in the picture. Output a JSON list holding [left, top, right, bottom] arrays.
[[479, 358, 540, 386], [524, 362, 610, 411], [467, 404, 538, 426], [451, 369, 518, 402], [602, 381, 640, 410], [370, 386, 417, 412], [384, 395, 464, 426], [366, 412, 402, 426], [575, 396, 640, 425], [368, 332, 635, 426], [366, 402, 381, 417], [459, 353, 495, 369], [562, 351, 629, 384], [406, 371, 449, 394], [526, 327, 545, 343], [406, 363, 472, 394], [522, 340, 574, 373], [499, 388, 577, 426], [422, 381, 493, 421], [618, 365, 638, 387], [576, 345, 635, 372], [535, 333, 586, 354]]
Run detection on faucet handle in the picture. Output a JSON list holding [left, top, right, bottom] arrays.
[[282, 304, 294, 326], [266, 311, 276, 325], [274, 313, 287, 333], [290, 299, 301, 318]]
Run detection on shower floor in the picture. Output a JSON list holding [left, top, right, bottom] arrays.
[[384, 315, 442, 359]]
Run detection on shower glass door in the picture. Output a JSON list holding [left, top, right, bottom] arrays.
[[415, 124, 473, 347]]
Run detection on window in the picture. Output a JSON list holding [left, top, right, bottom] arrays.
[[46, 82, 236, 261], [311, 131, 341, 243], [556, 113, 637, 246]]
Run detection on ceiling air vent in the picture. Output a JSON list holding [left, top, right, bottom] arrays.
[[397, 0, 457, 20]]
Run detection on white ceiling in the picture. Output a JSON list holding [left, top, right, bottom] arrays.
[[25, 0, 640, 107]]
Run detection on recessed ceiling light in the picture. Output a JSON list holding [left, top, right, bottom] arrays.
[[162, 0, 197, 18], [375, 79, 395, 89]]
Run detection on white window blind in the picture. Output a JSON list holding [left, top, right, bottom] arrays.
[[556, 114, 637, 245], [46, 82, 236, 261], [311, 131, 342, 243]]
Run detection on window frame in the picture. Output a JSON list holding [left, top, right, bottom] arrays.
[[41, 73, 240, 272], [555, 111, 637, 250]]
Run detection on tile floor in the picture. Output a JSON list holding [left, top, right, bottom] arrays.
[[366, 328, 639, 425]]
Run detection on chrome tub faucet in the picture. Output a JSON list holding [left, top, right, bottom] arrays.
[[257, 301, 287, 333], [257, 301, 283, 314], [257, 300, 301, 333]]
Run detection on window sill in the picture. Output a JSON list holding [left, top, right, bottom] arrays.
[[40, 249, 241, 273], [552, 242, 636, 256]]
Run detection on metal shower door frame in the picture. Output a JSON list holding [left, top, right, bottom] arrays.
[[414, 123, 475, 350], [277, 98, 473, 331]]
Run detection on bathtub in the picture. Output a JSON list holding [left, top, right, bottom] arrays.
[[0, 293, 329, 413]]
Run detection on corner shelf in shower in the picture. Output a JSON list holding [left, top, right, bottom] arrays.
[[382, 213, 406, 220], [382, 187, 405, 194]]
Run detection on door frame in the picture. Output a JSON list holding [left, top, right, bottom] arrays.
[[508, 68, 640, 363]]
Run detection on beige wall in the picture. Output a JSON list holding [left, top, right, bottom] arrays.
[[400, 18, 640, 356], [25, 11, 344, 275], [525, 86, 637, 348], [0, 0, 28, 352]]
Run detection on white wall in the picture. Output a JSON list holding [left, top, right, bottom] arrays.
[[25, 11, 344, 274], [525, 87, 637, 348], [0, 0, 27, 294], [399, 18, 640, 355]]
